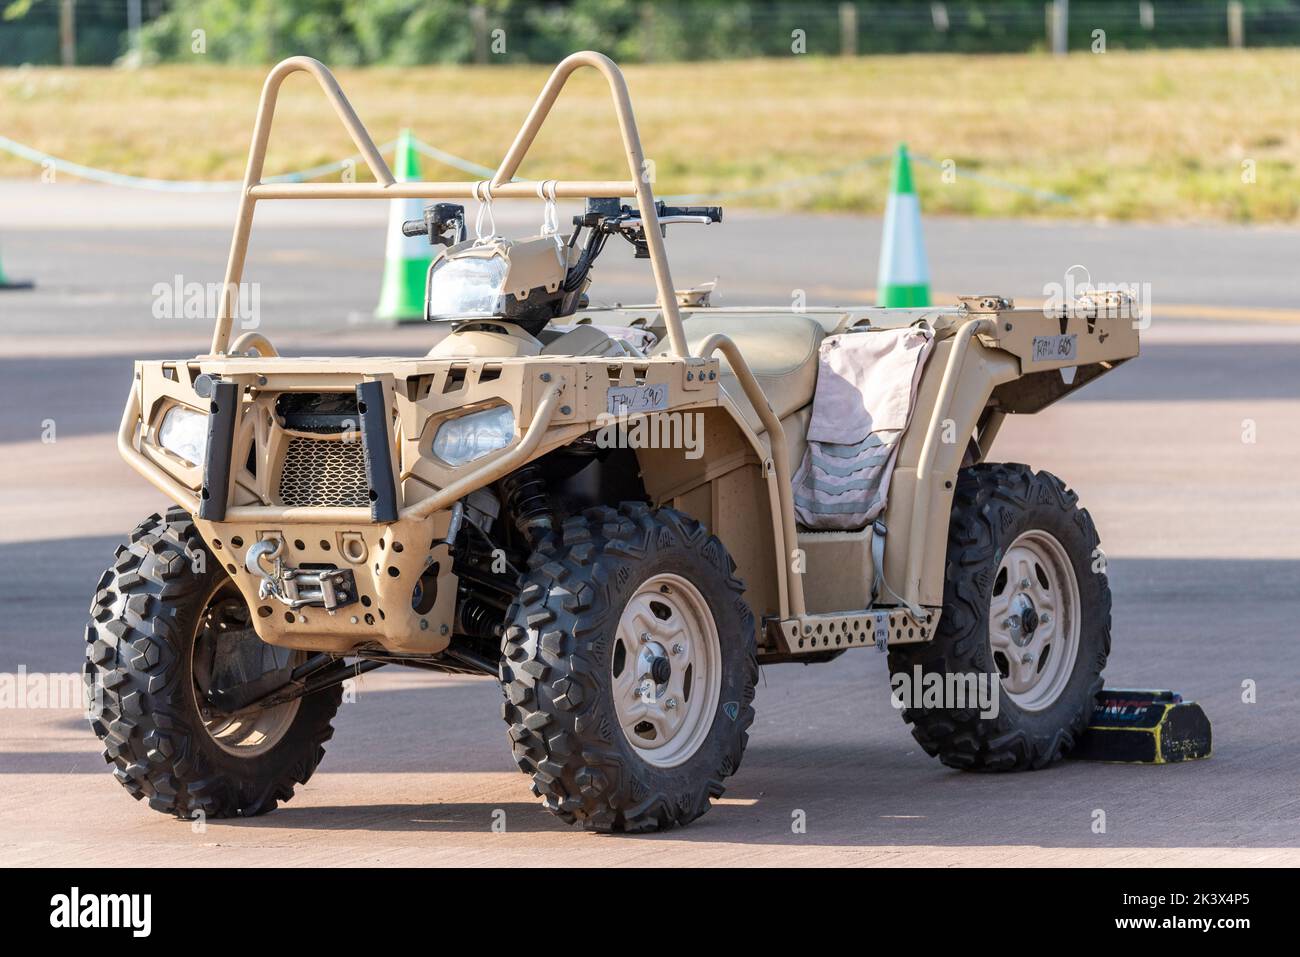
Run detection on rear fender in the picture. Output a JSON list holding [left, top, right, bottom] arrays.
[[883, 303, 1140, 610]]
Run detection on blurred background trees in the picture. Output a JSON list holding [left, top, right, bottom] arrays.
[[3, 0, 1300, 66]]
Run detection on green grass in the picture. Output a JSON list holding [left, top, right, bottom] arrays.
[[3, 50, 1298, 223]]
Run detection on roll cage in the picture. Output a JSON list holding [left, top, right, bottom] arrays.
[[189, 51, 810, 619]]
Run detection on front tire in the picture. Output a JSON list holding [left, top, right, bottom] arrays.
[[86, 508, 342, 818], [888, 463, 1111, 771], [500, 503, 758, 832]]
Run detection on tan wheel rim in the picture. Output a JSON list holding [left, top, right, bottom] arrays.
[[611, 573, 722, 768], [192, 584, 303, 758], [988, 529, 1081, 712]]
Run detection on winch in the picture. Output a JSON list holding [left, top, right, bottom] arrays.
[[244, 539, 358, 612]]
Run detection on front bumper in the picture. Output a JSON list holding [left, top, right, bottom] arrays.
[[116, 352, 717, 654]]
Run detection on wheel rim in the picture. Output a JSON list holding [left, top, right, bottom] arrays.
[[988, 529, 1081, 712], [610, 573, 722, 768], [192, 584, 302, 757]]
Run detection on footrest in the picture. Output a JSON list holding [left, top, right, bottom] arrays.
[[767, 608, 933, 655], [1070, 689, 1212, 764]]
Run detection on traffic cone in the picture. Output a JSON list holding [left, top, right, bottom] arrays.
[[875, 144, 930, 308], [375, 129, 431, 322], [0, 237, 33, 290]]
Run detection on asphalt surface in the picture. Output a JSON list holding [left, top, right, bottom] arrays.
[[1, 184, 1298, 866]]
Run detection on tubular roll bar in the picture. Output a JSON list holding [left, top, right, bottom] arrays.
[[192, 52, 810, 619], [699, 334, 805, 619], [212, 52, 687, 357]]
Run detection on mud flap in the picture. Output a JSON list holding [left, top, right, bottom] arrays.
[[1069, 689, 1212, 764]]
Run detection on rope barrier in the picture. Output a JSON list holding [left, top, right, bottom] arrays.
[[0, 134, 396, 192], [0, 133, 1071, 204]]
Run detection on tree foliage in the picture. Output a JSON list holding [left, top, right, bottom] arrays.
[[3, 0, 1290, 66]]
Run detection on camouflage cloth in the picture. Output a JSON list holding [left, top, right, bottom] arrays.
[[793, 326, 934, 530]]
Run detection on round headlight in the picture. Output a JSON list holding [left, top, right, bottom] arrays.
[[157, 405, 208, 467], [432, 405, 515, 466], [426, 254, 508, 321]]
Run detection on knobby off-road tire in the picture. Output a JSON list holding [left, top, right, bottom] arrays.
[[500, 503, 758, 832], [888, 463, 1111, 771], [85, 507, 341, 818]]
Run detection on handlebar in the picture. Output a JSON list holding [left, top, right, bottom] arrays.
[[401, 202, 467, 245], [620, 215, 714, 228], [660, 204, 722, 223], [577, 197, 722, 230], [400, 201, 717, 240], [569, 197, 723, 262]]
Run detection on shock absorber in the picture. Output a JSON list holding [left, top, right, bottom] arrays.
[[501, 465, 554, 543], [457, 595, 505, 641]]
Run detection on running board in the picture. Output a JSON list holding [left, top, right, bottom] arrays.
[[767, 608, 935, 655]]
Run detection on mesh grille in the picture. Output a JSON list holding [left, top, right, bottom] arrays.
[[278, 437, 370, 508]]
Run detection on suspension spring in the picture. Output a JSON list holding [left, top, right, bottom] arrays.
[[501, 465, 553, 543], [458, 595, 505, 641]]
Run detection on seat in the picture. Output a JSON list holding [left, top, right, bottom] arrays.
[[659, 314, 825, 434], [540, 323, 632, 357]]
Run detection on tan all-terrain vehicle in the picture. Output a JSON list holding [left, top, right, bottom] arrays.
[[87, 53, 1140, 831]]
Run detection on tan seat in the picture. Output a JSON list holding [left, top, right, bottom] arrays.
[[659, 314, 825, 433]]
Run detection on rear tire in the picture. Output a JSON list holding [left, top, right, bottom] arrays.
[[500, 503, 758, 832], [86, 507, 341, 818], [888, 463, 1111, 771]]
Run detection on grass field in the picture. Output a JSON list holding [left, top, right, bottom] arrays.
[[2, 50, 1298, 223]]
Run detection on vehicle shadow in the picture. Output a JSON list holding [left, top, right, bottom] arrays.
[[204, 739, 1296, 849], [8, 547, 1299, 850], [203, 710, 1298, 849]]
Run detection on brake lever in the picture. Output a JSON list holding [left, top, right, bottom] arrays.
[[617, 215, 714, 229], [402, 203, 466, 246]]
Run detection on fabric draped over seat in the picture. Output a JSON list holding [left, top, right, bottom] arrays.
[[793, 326, 934, 530]]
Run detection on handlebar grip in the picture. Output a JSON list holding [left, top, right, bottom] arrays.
[[401, 219, 427, 237], [661, 205, 722, 223]]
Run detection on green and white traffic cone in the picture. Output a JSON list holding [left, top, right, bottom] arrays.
[[875, 144, 930, 308], [0, 237, 33, 290], [375, 129, 431, 323]]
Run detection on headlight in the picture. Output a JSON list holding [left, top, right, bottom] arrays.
[[432, 405, 515, 466], [157, 405, 208, 467], [426, 255, 507, 320]]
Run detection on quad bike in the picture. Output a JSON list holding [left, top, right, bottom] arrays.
[[87, 52, 1140, 831]]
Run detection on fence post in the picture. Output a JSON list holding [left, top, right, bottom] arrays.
[[59, 0, 76, 66], [1138, 1, 1154, 30], [1227, 1, 1244, 49], [127, 0, 142, 60], [1049, 0, 1069, 56], [640, 3, 656, 62], [265, 1, 276, 62], [840, 3, 858, 58], [931, 3, 950, 33], [470, 4, 489, 64]]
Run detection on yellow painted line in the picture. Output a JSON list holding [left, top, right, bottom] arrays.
[[603, 272, 1300, 324], [1146, 303, 1300, 323], [929, 291, 1300, 325]]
